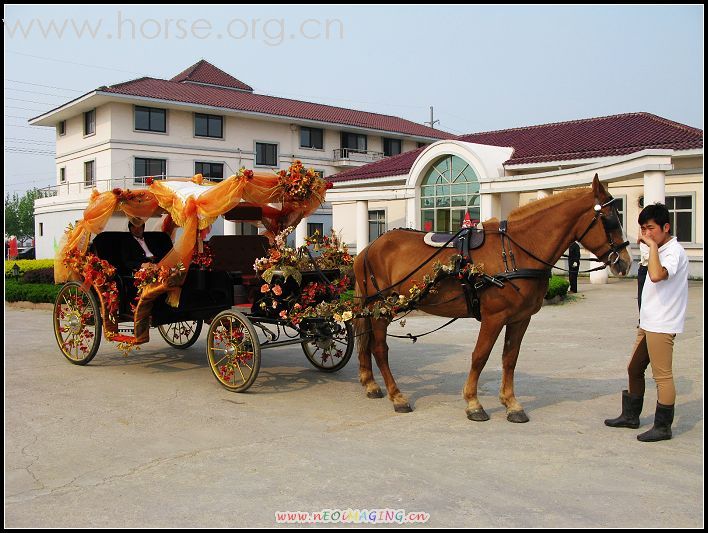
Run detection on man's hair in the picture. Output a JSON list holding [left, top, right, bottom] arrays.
[[638, 202, 671, 229], [128, 220, 144, 230]]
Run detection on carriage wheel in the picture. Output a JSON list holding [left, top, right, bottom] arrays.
[[300, 319, 354, 373], [206, 310, 261, 392], [158, 320, 203, 349], [53, 281, 102, 365]]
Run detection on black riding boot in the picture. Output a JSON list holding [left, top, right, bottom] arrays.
[[604, 390, 643, 429], [637, 403, 674, 442]]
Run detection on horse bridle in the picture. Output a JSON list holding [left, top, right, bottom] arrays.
[[576, 197, 630, 266]]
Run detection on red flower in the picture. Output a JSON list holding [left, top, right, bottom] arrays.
[[112, 188, 123, 195], [145, 176, 154, 185], [326, 181, 334, 190], [243, 169, 254, 180]]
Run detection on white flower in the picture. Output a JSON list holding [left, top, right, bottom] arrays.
[[341, 311, 353, 321]]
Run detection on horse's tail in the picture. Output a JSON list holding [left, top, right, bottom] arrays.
[[354, 278, 372, 366]]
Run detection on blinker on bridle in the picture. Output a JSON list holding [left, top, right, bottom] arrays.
[[578, 197, 630, 265]]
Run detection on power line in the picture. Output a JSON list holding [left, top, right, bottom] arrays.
[[6, 50, 142, 75], [4, 87, 76, 99], [4, 78, 85, 93], [5, 97, 61, 106]]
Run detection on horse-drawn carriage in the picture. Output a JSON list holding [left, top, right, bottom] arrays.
[[53, 163, 354, 392]]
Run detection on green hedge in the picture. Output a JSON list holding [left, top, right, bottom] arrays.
[[545, 275, 570, 300], [5, 259, 54, 278], [5, 279, 62, 303]]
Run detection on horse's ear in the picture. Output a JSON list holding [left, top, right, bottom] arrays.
[[591, 174, 609, 200]]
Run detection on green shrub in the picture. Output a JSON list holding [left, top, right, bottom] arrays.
[[5, 280, 62, 303], [5, 259, 54, 278], [545, 275, 570, 300]]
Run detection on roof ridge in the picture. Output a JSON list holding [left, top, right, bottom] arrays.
[[637, 112, 703, 135], [109, 77, 451, 137], [459, 112, 672, 137]]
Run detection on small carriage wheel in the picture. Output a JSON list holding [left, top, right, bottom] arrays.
[[206, 310, 261, 392], [301, 320, 354, 373], [53, 281, 102, 365], [157, 320, 203, 349]]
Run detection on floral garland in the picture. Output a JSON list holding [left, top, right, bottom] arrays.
[[252, 228, 484, 326], [192, 243, 214, 270], [61, 248, 120, 338], [132, 262, 187, 307]]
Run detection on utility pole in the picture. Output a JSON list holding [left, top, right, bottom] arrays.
[[424, 106, 440, 129]]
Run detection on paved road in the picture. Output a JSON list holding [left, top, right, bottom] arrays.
[[4, 279, 703, 527]]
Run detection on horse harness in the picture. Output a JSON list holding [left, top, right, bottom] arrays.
[[362, 196, 630, 322]]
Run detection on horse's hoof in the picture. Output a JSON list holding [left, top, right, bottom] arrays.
[[507, 410, 529, 423], [394, 403, 413, 413], [367, 388, 384, 399], [466, 408, 490, 422]]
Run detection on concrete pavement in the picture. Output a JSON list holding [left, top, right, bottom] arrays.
[[4, 279, 703, 527]]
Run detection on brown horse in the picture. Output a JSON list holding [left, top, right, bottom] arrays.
[[353, 176, 632, 422]]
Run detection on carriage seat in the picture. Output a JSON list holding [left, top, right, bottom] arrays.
[[423, 227, 485, 251], [90, 231, 174, 276], [207, 235, 270, 285]]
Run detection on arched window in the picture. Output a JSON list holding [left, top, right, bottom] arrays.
[[420, 155, 480, 232]]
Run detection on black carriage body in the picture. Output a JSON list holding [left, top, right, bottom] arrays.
[[91, 232, 233, 326]]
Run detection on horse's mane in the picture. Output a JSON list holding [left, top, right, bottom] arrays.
[[507, 187, 589, 222]]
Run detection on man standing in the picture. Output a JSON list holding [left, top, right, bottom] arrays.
[[604, 203, 688, 442], [567, 241, 581, 293]]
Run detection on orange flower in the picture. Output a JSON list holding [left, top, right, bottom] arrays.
[[261, 283, 270, 293], [272, 284, 283, 296]]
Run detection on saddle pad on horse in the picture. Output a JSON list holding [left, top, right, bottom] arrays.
[[423, 226, 485, 250]]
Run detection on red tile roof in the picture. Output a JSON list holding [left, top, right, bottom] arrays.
[[170, 60, 253, 92], [95, 61, 449, 140], [330, 112, 703, 182]]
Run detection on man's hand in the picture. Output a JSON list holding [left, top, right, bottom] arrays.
[[638, 229, 658, 249]]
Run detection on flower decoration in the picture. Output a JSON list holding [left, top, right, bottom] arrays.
[[145, 176, 154, 186], [277, 160, 323, 202], [192, 244, 214, 270]]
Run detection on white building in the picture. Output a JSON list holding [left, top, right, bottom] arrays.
[[29, 60, 449, 258], [328, 113, 703, 277]]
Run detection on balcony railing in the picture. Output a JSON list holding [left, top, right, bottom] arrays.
[[332, 148, 385, 165], [35, 175, 172, 199]]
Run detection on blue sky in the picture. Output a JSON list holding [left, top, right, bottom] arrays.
[[4, 5, 703, 196]]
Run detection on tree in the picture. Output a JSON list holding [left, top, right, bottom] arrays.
[[4, 188, 49, 244]]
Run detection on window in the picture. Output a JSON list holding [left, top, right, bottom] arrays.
[[341, 132, 367, 152], [383, 138, 402, 157], [307, 222, 324, 241], [134, 158, 166, 184], [84, 109, 95, 136], [314, 169, 325, 179], [194, 113, 223, 138], [39, 223, 44, 237], [255, 142, 278, 166], [665, 195, 694, 243], [59, 167, 66, 183], [83, 161, 95, 187], [613, 196, 626, 231], [57, 121, 66, 136], [195, 162, 224, 181], [420, 155, 480, 232], [369, 210, 386, 242], [135, 106, 166, 133], [300, 127, 324, 149]]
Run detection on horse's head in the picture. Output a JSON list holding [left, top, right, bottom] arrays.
[[576, 175, 632, 276]]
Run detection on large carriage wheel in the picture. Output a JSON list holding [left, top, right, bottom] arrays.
[[158, 320, 203, 349], [300, 319, 354, 373], [53, 281, 102, 365], [206, 310, 261, 392]]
